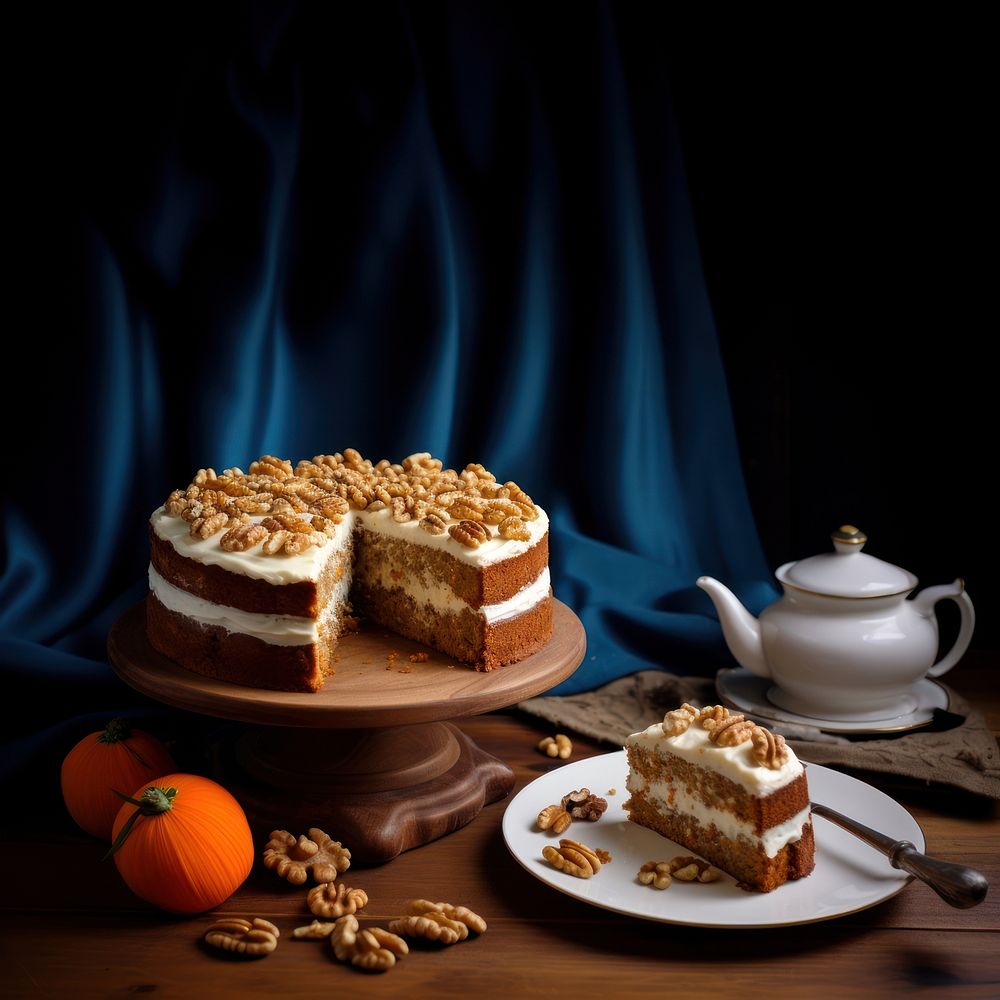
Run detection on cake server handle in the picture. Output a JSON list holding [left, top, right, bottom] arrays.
[[810, 802, 988, 909]]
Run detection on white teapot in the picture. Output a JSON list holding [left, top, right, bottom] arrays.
[[697, 526, 975, 720]]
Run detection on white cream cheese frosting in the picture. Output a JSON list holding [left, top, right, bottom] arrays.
[[148, 562, 551, 645], [150, 503, 549, 585], [625, 720, 804, 794], [149, 565, 323, 646]]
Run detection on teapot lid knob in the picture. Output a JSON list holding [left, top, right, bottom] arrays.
[[832, 525, 867, 553]]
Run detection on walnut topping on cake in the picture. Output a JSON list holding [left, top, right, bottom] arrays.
[[659, 705, 794, 772], [751, 726, 790, 769], [706, 714, 755, 747], [698, 705, 731, 729], [661, 703, 699, 735], [158, 451, 541, 556]]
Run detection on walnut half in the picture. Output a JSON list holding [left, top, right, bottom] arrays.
[[204, 918, 280, 957], [262, 827, 351, 885]]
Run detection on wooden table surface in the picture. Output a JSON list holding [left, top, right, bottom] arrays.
[[2, 654, 998, 999]]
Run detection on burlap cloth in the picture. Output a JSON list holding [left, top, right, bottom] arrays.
[[519, 671, 1000, 799]]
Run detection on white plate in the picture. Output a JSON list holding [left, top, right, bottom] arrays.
[[502, 751, 924, 928], [716, 667, 949, 734]]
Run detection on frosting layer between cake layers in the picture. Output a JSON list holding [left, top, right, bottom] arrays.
[[149, 562, 552, 646]]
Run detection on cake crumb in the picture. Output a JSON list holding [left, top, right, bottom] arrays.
[[398, 665, 413, 674], [408, 652, 430, 663]]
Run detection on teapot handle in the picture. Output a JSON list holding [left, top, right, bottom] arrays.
[[926, 583, 976, 678]]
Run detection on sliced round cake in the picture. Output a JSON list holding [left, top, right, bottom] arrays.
[[147, 450, 552, 692]]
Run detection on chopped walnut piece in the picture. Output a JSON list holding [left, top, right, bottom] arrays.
[[292, 920, 336, 940], [537, 734, 573, 759], [497, 515, 531, 541], [638, 862, 673, 889], [669, 856, 722, 882], [249, 455, 294, 479], [307, 882, 369, 918], [536, 804, 572, 834], [408, 652, 430, 663], [420, 513, 447, 535], [204, 917, 280, 957], [751, 726, 790, 769], [220, 522, 269, 552], [560, 788, 608, 821], [448, 502, 485, 523], [261, 828, 351, 885], [190, 510, 231, 538]]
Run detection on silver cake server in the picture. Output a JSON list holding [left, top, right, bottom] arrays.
[[811, 801, 988, 908]]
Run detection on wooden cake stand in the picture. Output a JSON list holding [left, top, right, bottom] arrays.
[[107, 600, 585, 863]]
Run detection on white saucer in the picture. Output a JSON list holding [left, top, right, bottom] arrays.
[[715, 668, 949, 735]]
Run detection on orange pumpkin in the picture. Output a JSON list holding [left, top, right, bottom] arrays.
[[61, 718, 177, 840], [109, 773, 254, 914]]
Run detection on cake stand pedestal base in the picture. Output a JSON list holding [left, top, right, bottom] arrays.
[[216, 721, 513, 863]]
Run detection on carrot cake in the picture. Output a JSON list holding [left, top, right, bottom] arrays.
[[146, 450, 552, 692], [624, 704, 814, 892]]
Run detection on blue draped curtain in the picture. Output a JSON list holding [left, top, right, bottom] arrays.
[[3, 3, 775, 775]]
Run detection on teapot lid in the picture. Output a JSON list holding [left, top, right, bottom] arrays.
[[775, 525, 917, 598]]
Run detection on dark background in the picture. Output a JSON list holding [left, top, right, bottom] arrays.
[[665, 20, 994, 646], [11, 4, 995, 651]]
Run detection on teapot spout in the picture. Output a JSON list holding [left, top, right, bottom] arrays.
[[697, 576, 770, 678]]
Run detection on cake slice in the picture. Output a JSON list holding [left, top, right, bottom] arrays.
[[624, 704, 815, 892]]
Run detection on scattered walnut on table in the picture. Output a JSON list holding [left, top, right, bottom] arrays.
[[307, 881, 369, 918], [390, 899, 487, 944], [262, 827, 351, 885], [203, 917, 279, 957], [329, 915, 408, 972], [292, 920, 337, 940], [389, 913, 464, 945], [537, 734, 573, 759], [406, 899, 487, 935]]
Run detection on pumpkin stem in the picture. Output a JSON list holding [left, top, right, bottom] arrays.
[[98, 718, 132, 744], [103, 786, 178, 861], [97, 718, 152, 769]]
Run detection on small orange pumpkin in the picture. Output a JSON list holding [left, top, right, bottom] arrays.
[[109, 773, 254, 914], [61, 718, 177, 840]]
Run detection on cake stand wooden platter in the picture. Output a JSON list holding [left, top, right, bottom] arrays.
[[107, 599, 585, 863]]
